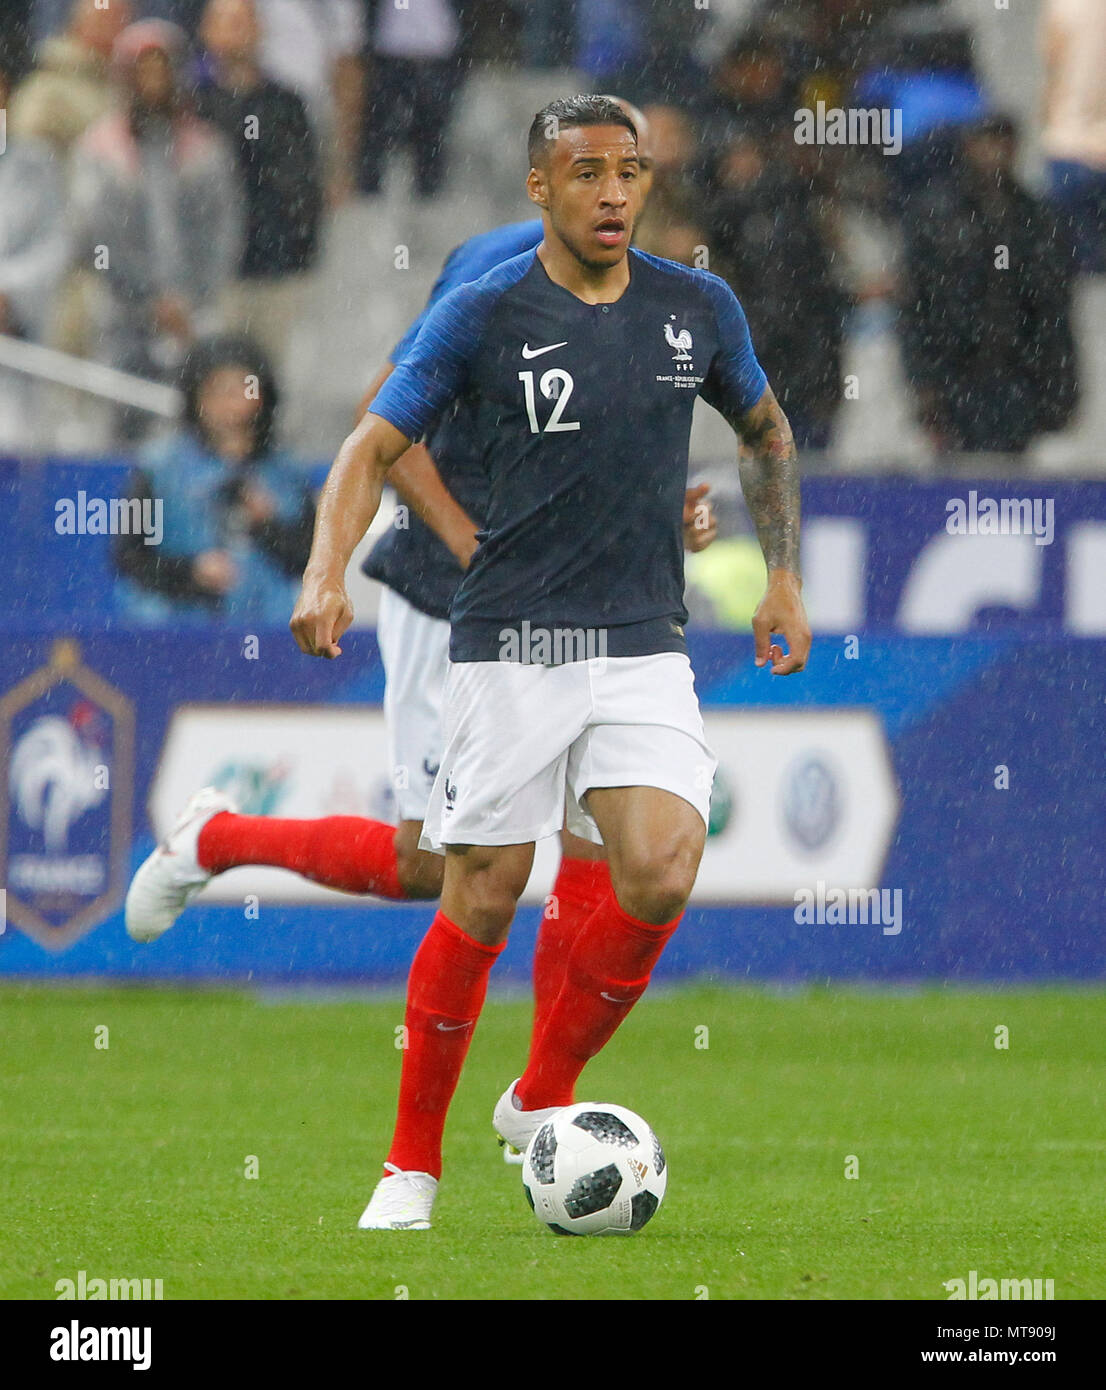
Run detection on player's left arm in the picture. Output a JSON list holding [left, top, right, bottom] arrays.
[[699, 273, 810, 672], [353, 363, 478, 569], [735, 386, 811, 675], [390, 443, 479, 570], [353, 362, 394, 425]]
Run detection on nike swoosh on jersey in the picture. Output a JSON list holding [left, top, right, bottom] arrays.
[[600, 992, 634, 1004], [436, 1020, 470, 1032], [521, 341, 568, 358]]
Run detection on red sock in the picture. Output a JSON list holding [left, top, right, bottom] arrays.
[[530, 857, 612, 1059], [386, 911, 505, 1178], [516, 892, 681, 1111], [196, 813, 407, 899]]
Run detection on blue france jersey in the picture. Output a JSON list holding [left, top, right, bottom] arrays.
[[370, 247, 768, 661], [362, 219, 543, 619]]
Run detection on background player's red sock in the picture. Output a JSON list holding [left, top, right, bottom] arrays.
[[386, 912, 505, 1178], [516, 892, 681, 1111], [197, 813, 407, 899], [529, 857, 612, 1059]]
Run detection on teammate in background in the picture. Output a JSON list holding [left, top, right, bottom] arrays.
[[125, 102, 716, 1158], [291, 95, 810, 1228]]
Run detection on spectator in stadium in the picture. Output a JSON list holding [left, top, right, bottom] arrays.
[[853, 10, 989, 201], [640, 0, 711, 99], [193, 0, 323, 381], [9, 1, 135, 370], [113, 333, 315, 622], [357, 0, 464, 199], [140, 1, 209, 33], [69, 19, 242, 434], [0, 72, 70, 450], [9, 0, 132, 151], [34, 0, 211, 42], [705, 126, 848, 450], [899, 115, 1079, 456], [694, 28, 799, 159], [1042, 0, 1106, 274], [573, 0, 710, 101], [0, 132, 69, 349], [512, 0, 575, 69], [573, 0, 646, 93], [751, 0, 897, 100], [249, 0, 364, 206]]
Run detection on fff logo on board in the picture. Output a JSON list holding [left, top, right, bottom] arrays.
[[0, 639, 134, 951]]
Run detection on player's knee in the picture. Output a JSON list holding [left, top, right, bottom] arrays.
[[613, 842, 700, 925], [621, 881, 690, 926], [457, 879, 519, 941], [447, 855, 528, 942]]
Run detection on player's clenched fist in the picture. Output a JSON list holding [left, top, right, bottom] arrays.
[[290, 578, 353, 659]]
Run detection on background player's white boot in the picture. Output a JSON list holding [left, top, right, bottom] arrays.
[[357, 1163, 438, 1230], [125, 787, 236, 942], [493, 1079, 563, 1160]]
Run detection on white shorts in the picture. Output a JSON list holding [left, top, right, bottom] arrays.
[[376, 587, 451, 822], [420, 652, 716, 852]]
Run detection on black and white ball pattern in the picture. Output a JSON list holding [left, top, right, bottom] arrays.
[[522, 1102, 668, 1235]]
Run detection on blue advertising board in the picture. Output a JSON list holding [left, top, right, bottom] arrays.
[[2, 461, 1102, 981], [3, 460, 1106, 634], [1, 626, 1102, 984]]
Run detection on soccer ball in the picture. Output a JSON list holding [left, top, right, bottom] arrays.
[[522, 1102, 667, 1235]]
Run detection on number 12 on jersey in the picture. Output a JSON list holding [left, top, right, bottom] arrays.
[[518, 369, 581, 433]]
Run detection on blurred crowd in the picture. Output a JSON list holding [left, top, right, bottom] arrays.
[[0, 0, 1104, 615]]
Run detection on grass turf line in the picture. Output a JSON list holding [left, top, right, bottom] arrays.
[[2, 983, 1103, 1300]]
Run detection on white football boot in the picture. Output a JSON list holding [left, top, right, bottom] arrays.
[[125, 786, 236, 942], [493, 1079, 563, 1163], [357, 1164, 438, 1230]]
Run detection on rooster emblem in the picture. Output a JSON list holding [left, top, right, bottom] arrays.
[[9, 709, 107, 854], [664, 319, 693, 361]]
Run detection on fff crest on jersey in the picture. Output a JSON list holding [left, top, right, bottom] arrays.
[[0, 639, 134, 951], [659, 317, 701, 387]]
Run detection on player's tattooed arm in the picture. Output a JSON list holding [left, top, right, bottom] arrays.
[[291, 413, 412, 659], [736, 386, 801, 576], [735, 386, 811, 676]]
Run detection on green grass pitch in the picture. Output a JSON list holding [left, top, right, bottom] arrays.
[[2, 982, 1103, 1300]]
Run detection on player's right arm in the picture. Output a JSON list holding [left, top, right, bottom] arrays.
[[290, 412, 412, 658], [293, 274, 494, 656]]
